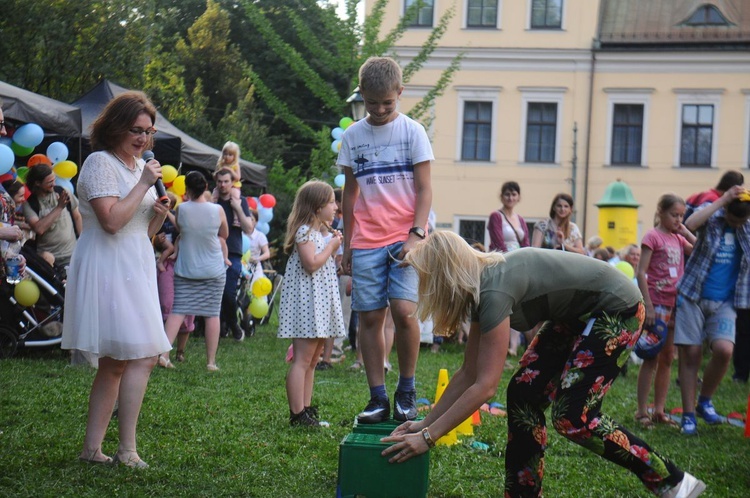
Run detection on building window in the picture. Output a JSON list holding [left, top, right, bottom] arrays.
[[462, 101, 493, 161], [684, 5, 730, 26], [530, 0, 563, 29], [525, 102, 557, 163], [457, 218, 488, 248], [468, 0, 498, 28], [405, 0, 434, 27], [680, 104, 714, 167], [611, 104, 644, 165]]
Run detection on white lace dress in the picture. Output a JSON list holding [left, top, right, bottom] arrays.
[[277, 225, 346, 339], [62, 151, 170, 363]]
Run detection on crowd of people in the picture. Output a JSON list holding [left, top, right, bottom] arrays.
[[1, 56, 748, 497]]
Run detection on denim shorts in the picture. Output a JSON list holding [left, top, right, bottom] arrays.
[[674, 296, 736, 346], [351, 241, 418, 312]]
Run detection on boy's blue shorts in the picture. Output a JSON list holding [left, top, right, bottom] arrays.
[[351, 241, 418, 312], [674, 296, 736, 346]]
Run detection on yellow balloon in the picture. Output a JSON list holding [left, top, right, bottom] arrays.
[[161, 165, 178, 184], [53, 160, 78, 179], [252, 277, 273, 297], [172, 175, 186, 196], [249, 297, 269, 319], [14, 280, 41, 307]]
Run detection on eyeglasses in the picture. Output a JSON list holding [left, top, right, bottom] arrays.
[[0, 121, 6, 129], [128, 127, 157, 137]]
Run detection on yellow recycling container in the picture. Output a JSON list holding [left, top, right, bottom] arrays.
[[595, 180, 640, 250]]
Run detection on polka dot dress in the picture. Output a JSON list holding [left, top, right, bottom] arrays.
[[277, 225, 346, 339]]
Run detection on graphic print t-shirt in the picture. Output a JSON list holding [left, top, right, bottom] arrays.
[[337, 113, 434, 249]]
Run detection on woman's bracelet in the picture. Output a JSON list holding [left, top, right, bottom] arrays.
[[421, 427, 435, 448]]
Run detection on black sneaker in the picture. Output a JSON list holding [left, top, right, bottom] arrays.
[[315, 361, 332, 371], [231, 324, 244, 342], [357, 397, 390, 424], [393, 390, 418, 422], [290, 409, 320, 427]]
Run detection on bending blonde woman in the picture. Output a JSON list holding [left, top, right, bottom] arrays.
[[381, 231, 705, 498]]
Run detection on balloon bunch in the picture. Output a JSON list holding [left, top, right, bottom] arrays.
[[243, 193, 276, 235], [159, 165, 186, 204], [247, 276, 272, 319], [0, 122, 79, 194], [330, 117, 354, 154]]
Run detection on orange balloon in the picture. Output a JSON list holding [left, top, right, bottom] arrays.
[[27, 154, 52, 167]]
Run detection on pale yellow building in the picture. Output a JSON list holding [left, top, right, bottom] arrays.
[[366, 0, 750, 250]]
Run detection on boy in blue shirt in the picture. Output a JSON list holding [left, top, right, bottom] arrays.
[[675, 185, 750, 435]]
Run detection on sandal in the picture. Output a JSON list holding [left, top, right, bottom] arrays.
[[635, 413, 655, 429], [157, 356, 175, 369], [651, 412, 678, 427], [349, 360, 363, 371], [175, 350, 185, 362], [206, 364, 220, 372]]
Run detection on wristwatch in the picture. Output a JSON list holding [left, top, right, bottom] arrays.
[[408, 226, 426, 239]]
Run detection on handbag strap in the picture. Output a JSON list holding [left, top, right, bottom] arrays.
[[498, 210, 523, 246]]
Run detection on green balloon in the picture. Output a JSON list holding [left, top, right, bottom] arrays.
[[11, 141, 34, 157], [16, 166, 29, 183], [339, 117, 354, 129]]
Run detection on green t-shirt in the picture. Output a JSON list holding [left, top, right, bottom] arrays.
[[471, 248, 642, 333]]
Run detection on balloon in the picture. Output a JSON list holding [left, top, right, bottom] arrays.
[[252, 277, 273, 297], [172, 175, 186, 196], [161, 165, 178, 184], [339, 117, 354, 129], [330, 139, 342, 154], [13, 123, 44, 148], [16, 166, 29, 183], [259, 193, 276, 208], [11, 142, 34, 157], [46, 142, 68, 163], [615, 261, 634, 280], [249, 297, 269, 319], [246, 196, 258, 210], [27, 154, 52, 167], [334, 174, 345, 188], [14, 280, 41, 307], [53, 160, 78, 179], [55, 176, 75, 194], [0, 144, 14, 175], [0, 137, 11, 147], [242, 233, 250, 254], [0, 173, 13, 184], [258, 207, 273, 224], [256, 221, 270, 235], [331, 127, 344, 140]]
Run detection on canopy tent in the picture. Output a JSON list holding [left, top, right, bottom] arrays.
[[72, 80, 267, 187], [0, 80, 83, 151]]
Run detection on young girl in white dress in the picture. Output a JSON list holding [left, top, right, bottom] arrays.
[[277, 180, 346, 427]]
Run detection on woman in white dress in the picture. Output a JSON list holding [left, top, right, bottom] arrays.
[[62, 92, 170, 468]]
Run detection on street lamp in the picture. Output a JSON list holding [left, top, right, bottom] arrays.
[[346, 87, 366, 121]]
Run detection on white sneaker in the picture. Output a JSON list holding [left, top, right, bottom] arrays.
[[630, 351, 643, 366], [661, 472, 706, 498]]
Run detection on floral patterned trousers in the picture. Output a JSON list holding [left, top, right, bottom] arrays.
[[504, 302, 684, 497]]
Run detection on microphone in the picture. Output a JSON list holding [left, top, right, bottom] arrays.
[[142, 150, 170, 206]]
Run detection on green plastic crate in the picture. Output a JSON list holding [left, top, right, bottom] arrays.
[[352, 418, 402, 435], [337, 432, 429, 498]]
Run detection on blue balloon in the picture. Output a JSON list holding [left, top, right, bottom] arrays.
[[256, 222, 270, 235], [331, 139, 342, 154], [46, 142, 69, 164], [0, 144, 14, 175], [13, 123, 44, 148], [334, 174, 345, 188], [0, 137, 12, 147], [54, 176, 75, 194], [331, 127, 344, 140], [258, 206, 273, 224], [242, 233, 250, 254]]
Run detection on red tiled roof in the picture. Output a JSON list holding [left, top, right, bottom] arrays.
[[599, 0, 750, 45]]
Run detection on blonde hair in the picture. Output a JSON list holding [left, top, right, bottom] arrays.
[[217, 141, 240, 170], [283, 180, 334, 255], [359, 56, 403, 95], [404, 231, 504, 336]]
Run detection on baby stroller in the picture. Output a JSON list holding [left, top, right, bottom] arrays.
[[0, 245, 66, 359]]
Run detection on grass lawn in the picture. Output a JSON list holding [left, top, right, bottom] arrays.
[[1, 317, 748, 498]]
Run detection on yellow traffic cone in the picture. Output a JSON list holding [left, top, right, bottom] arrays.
[[435, 368, 449, 403]]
